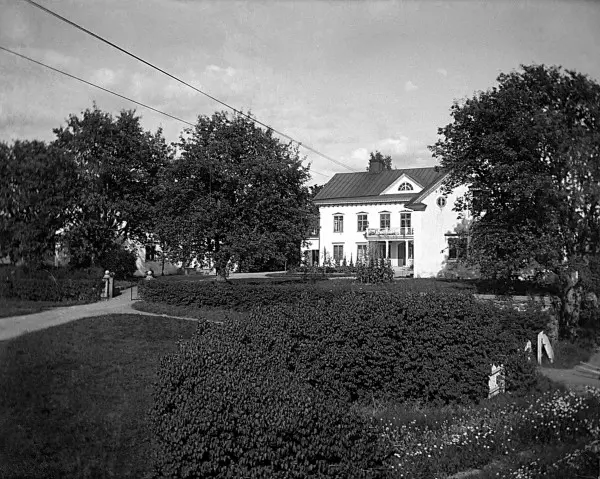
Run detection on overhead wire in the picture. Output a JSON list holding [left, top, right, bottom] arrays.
[[22, 0, 356, 174], [0, 45, 332, 179]]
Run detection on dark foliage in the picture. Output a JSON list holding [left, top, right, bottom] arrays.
[[0, 277, 102, 302], [150, 321, 393, 478], [355, 258, 395, 284], [139, 279, 335, 311], [98, 245, 137, 280], [149, 287, 544, 476]]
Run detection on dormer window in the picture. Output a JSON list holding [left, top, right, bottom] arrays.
[[398, 182, 413, 191]]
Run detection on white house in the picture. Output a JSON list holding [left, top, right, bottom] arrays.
[[305, 157, 468, 278]]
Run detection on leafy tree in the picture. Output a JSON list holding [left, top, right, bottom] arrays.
[[0, 140, 78, 266], [430, 64, 600, 335], [154, 111, 314, 280], [53, 105, 171, 266], [367, 150, 392, 171]]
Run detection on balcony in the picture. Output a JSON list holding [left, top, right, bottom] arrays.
[[365, 227, 414, 239]]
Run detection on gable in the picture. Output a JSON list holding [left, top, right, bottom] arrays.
[[380, 173, 423, 195]]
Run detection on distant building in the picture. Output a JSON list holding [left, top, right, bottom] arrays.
[[304, 156, 468, 277]]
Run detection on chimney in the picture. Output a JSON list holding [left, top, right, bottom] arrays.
[[369, 156, 384, 173]]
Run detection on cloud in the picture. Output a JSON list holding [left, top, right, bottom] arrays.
[[350, 147, 369, 161], [404, 80, 418, 92], [90, 68, 118, 87], [205, 64, 236, 77], [377, 136, 410, 155], [436, 68, 448, 77]]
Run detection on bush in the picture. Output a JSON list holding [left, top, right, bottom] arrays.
[[243, 292, 539, 405], [139, 280, 335, 311], [355, 258, 394, 284], [150, 322, 393, 478], [149, 289, 545, 477], [0, 277, 103, 302]]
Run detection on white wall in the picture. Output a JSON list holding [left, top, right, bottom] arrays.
[[415, 184, 468, 277], [318, 202, 415, 264], [316, 183, 468, 276]]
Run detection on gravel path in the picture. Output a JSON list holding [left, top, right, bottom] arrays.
[[0, 286, 199, 341], [540, 350, 600, 390]]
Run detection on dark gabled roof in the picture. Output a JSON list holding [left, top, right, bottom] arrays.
[[314, 167, 446, 205]]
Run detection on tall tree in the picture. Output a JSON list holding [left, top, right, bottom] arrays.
[[154, 111, 315, 280], [0, 140, 78, 266], [53, 105, 171, 266], [430, 64, 600, 334]]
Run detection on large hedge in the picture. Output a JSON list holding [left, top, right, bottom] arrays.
[[138, 277, 474, 311], [151, 321, 393, 478], [139, 280, 334, 311], [150, 291, 542, 477]]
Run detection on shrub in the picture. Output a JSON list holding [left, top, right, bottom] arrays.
[[150, 322, 393, 478], [250, 292, 538, 405], [355, 258, 394, 284], [0, 277, 103, 302], [139, 280, 336, 311]]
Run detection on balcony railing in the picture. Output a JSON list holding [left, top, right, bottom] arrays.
[[365, 227, 414, 237]]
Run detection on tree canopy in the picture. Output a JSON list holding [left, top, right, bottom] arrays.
[[430, 64, 600, 331], [0, 140, 79, 265], [154, 111, 315, 279], [53, 105, 171, 266]]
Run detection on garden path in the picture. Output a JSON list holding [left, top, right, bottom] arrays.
[[540, 350, 600, 390], [0, 271, 279, 341], [0, 288, 199, 341]]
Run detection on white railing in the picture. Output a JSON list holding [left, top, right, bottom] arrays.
[[366, 227, 414, 237]]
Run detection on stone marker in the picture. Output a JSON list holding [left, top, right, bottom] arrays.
[[102, 270, 115, 299], [537, 331, 554, 365], [488, 364, 505, 398]]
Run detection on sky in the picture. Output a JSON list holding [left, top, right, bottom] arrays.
[[1, 0, 599, 184]]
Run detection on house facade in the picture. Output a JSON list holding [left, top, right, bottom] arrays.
[[305, 159, 468, 278]]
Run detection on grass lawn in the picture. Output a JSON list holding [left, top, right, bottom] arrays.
[[0, 314, 197, 479], [0, 298, 89, 318]]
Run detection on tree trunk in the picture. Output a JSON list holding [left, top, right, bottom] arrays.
[[558, 269, 584, 338]]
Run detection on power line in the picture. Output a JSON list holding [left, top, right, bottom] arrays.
[[0, 46, 331, 180], [22, 0, 356, 173]]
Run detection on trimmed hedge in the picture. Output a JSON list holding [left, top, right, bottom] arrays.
[[139, 280, 334, 311], [139, 277, 475, 311], [230, 292, 539, 404], [150, 291, 541, 477], [0, 278, 103, 302], [151, 322, 393, 478]]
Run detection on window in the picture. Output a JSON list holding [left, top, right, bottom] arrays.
[[357, 244, 368, 261], [333, 215, 344, 233], [357, 214, 368, 232], [380, 213, 390, 229], [333, 244, 344, 262], [447, 235, 468, 260], [436, 197, 447, 208], [309, 226, 319, 237], [398, 182, 413, 191], [400, 213, 412, 228]]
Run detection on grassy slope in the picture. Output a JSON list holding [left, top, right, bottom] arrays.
[[0, 314, 197, 478]]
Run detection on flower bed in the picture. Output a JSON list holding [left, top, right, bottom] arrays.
[[377, 387, 600, 478]]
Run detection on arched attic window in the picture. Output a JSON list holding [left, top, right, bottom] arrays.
[[398, 182, 413, 191]]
